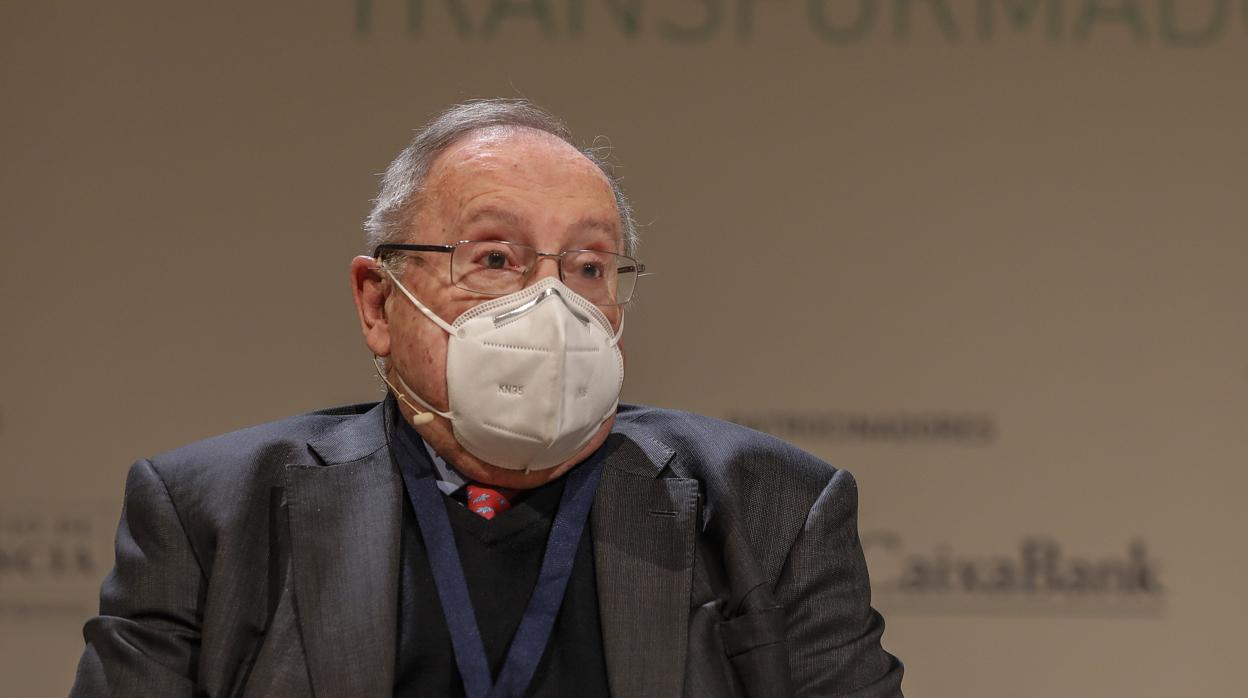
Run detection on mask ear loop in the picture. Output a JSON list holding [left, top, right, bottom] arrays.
[[371, 264, 458, 427], [379, 265, 459, 335], [608, 307, 624, 348], [595, 305, 625, 435], [373, 356, 442, 426]]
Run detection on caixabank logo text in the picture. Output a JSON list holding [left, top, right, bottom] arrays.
[[863, 531, 1166, 616]]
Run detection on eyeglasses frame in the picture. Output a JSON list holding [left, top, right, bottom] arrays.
[[373, 241, 647, 306]]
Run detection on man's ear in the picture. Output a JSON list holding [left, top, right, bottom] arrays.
[[350, 256, 391, 357]]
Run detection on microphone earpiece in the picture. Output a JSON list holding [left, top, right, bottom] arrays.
[[408, 411, 435, 426], [372, 356, 437, 427]]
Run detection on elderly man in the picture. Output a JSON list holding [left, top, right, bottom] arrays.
[[73, 100, 903, 697]]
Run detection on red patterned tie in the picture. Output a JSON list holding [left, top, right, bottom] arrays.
[[464, 484, 516, 520]]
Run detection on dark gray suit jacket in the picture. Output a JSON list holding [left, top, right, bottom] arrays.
[[72, 401, 902, 697]]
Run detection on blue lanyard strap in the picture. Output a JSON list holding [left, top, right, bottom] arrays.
[[392, 426, 607, 698]]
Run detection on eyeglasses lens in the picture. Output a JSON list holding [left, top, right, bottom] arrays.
[[450, 241, 639, 305]]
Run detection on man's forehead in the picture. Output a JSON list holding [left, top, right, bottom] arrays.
[[420, 127, 620, 235], [429, 126, 604, 183], [463, 205, 620, 237]]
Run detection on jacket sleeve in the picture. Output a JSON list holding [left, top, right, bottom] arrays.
[[71, 458, 205, 697], [774, 468, 904, 697]]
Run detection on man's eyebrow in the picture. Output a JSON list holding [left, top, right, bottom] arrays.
[[462, 207, 529, 229], [568, 215, 619, 236]]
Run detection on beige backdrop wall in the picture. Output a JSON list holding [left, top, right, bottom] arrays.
[[3, 1, 1246, 696]]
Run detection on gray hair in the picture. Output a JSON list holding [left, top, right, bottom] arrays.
[[364, 99, 639, 257]]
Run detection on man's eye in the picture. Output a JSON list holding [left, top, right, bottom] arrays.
[[484, 251, 509, 269], [578, 262, 604, 280]]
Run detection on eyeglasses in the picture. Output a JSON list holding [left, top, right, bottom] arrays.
[[374, 240, 647, 306]]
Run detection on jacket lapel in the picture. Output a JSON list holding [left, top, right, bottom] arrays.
[[593, 425, 698, 697], [286, 402, 401, 696]]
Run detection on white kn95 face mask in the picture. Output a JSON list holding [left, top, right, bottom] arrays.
[[379, 270, 624, 471]]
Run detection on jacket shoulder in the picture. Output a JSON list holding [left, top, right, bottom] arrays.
[[615, 403, 842, 487], [130, 402, 384, 564], [615, 404, 856, 584], [148, 401, 380, 481]]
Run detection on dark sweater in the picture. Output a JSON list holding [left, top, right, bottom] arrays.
[[392, 455, 610, 697]]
